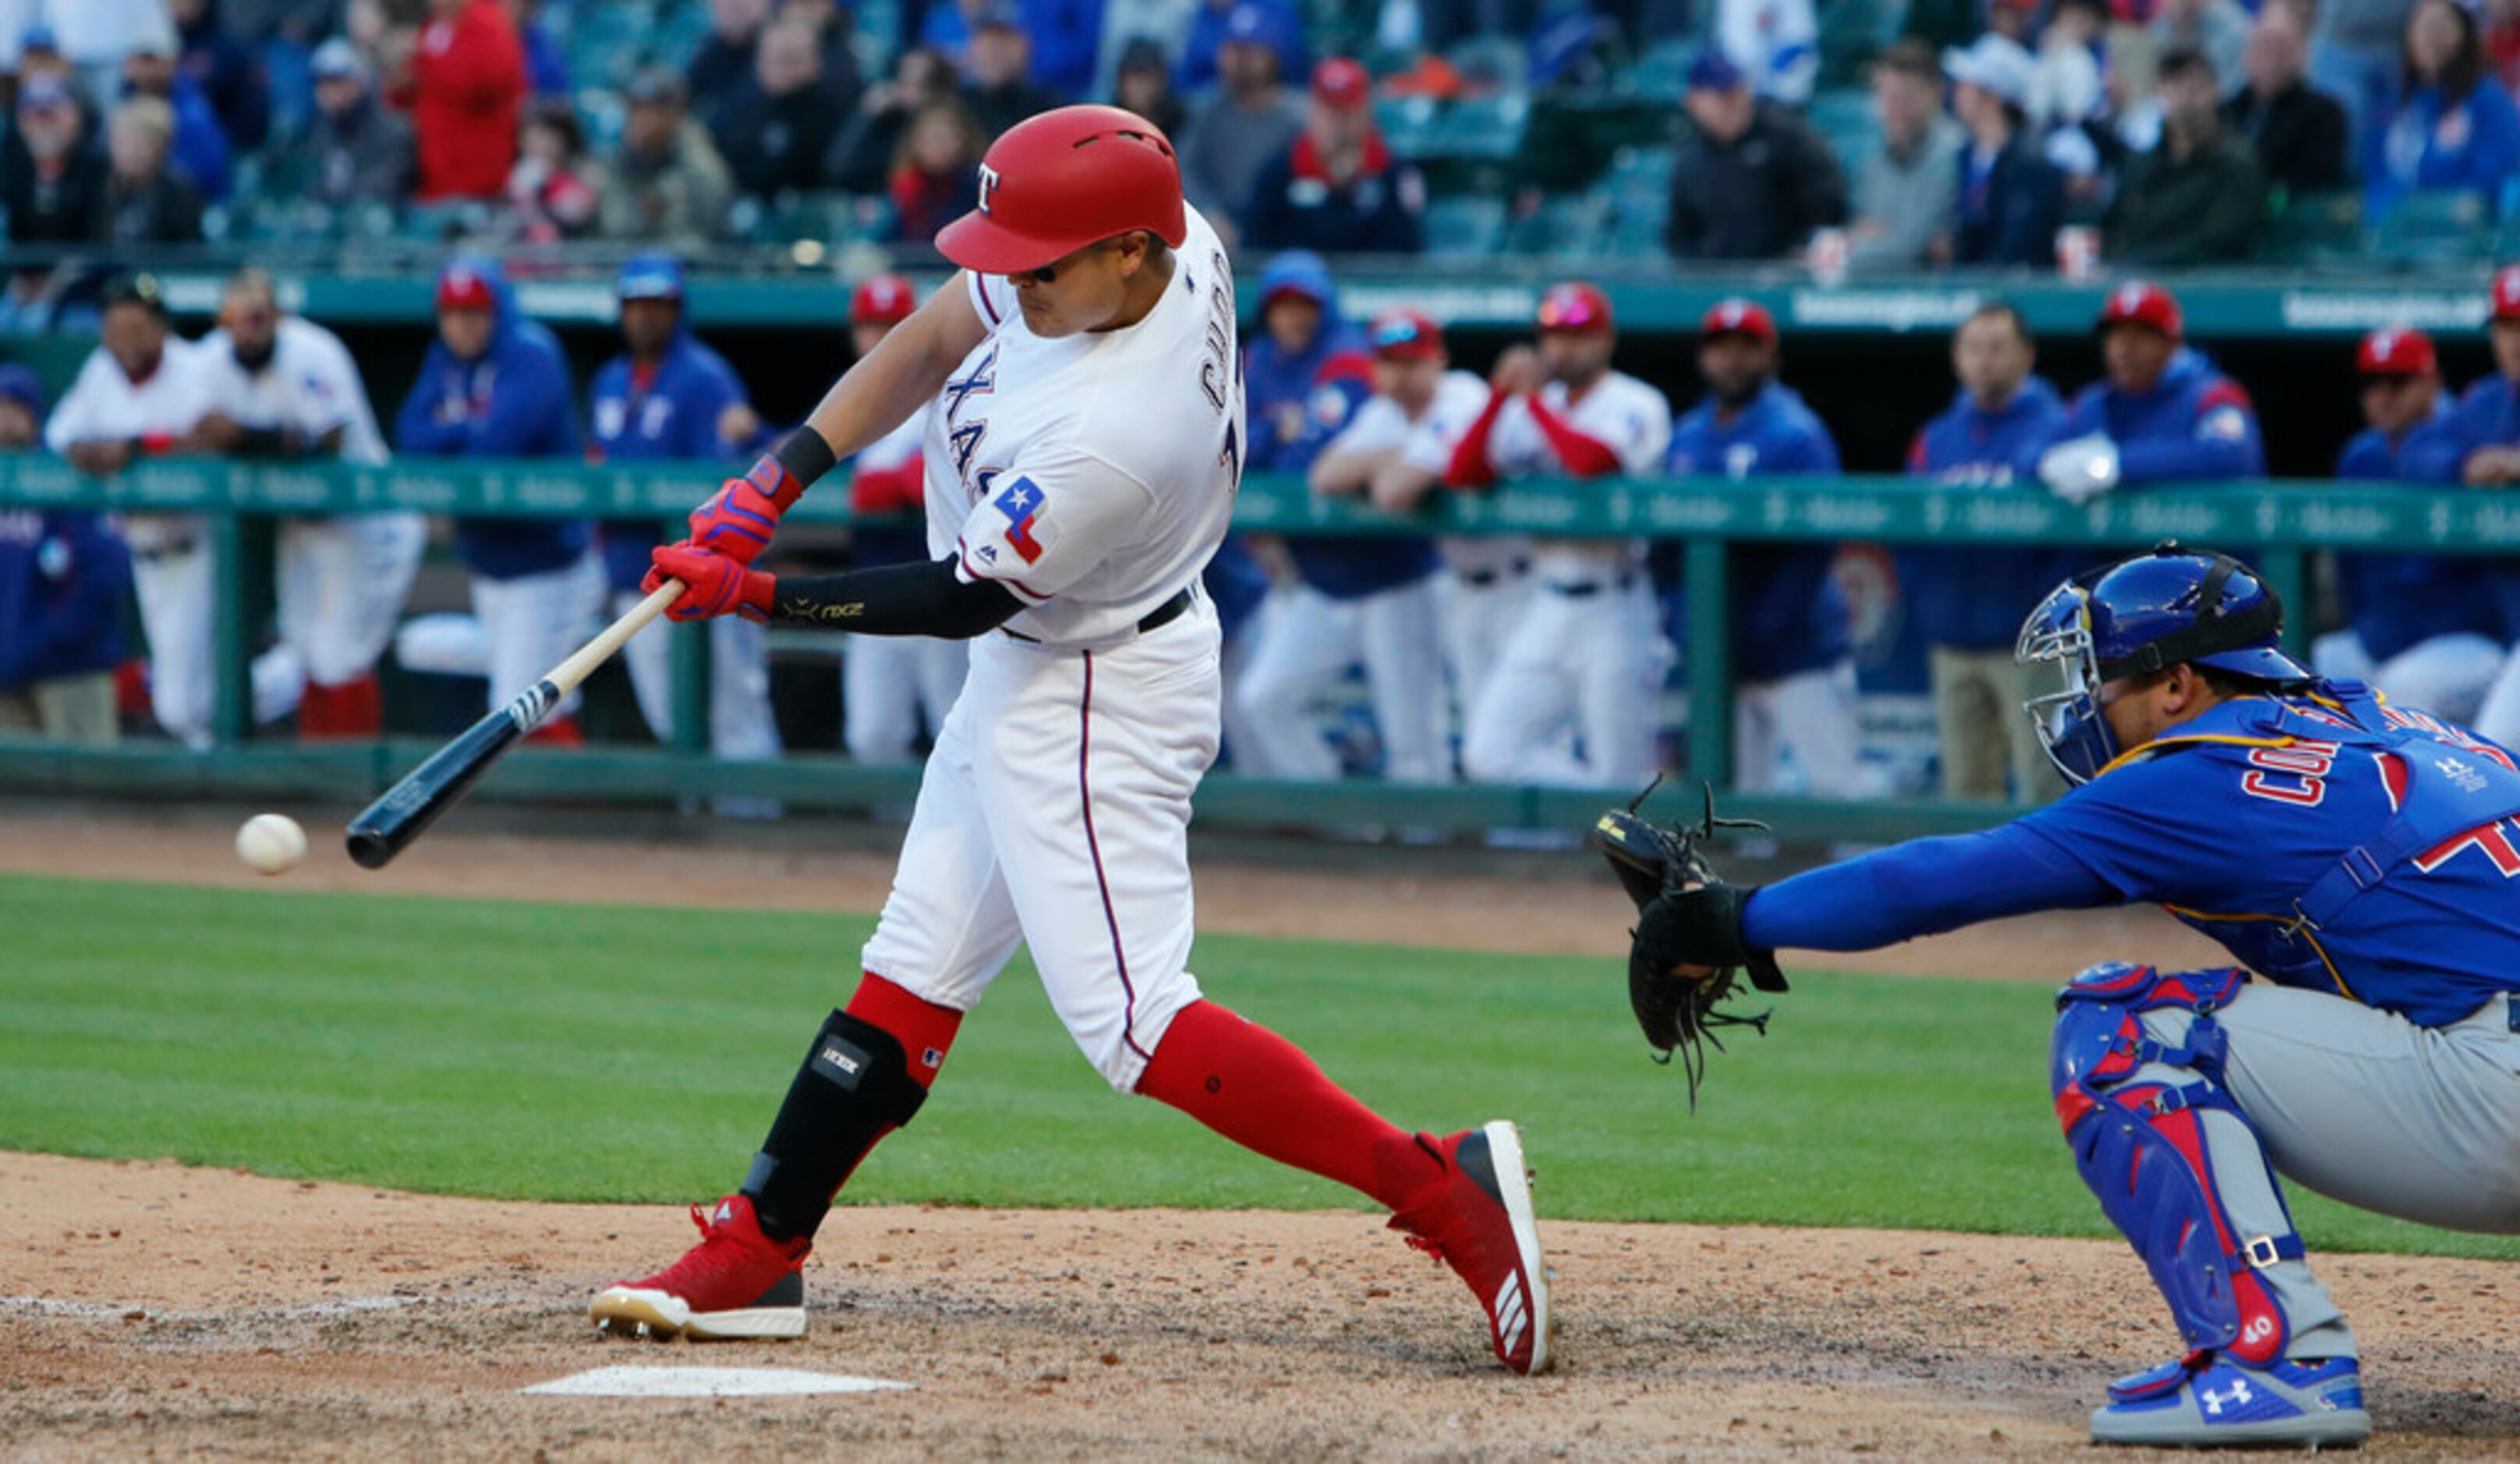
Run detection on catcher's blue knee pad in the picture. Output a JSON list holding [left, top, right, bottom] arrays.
[[2051, 961, 2303, 1365]]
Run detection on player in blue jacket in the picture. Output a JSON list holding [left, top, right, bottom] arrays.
[[1666, 301, 1859, 797], [1627, 546, 2518, 1449], [396, 256, 601, 741], [2037, 283, 2265, 504], [1902, 302, 2074, 802], [2313, 327, 2504, 725], [588, 253, 781, 772], [0, 363, 127, 744], [2406, 265, 2520, 748]]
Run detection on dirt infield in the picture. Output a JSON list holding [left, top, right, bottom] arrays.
[[5, 804, 2508, 1458], [5, 1153, 2515, 1461]]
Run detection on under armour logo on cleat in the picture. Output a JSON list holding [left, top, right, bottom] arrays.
[[2200, 1379, 2253, 1416]]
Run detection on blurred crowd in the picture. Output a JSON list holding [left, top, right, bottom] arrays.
[[8, 0, 2520, 295], [16, 247, 2520, 809]]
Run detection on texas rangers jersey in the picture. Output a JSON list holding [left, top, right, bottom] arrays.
[[44, 337, 218, 553], [1300, 369, 1485, 598], [933, 205, 1241, 647], [195, 316, 389, 465], [1477, 369, 1670, 583]]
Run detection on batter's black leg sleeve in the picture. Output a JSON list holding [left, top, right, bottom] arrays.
[[741, 1010, 931, 1243]]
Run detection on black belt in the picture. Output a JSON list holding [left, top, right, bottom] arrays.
[[131, 539, 202, 564], [1000, 586, 1192, 645], [1547, 574, 1637, 599], [1457, 560, 1530, 589]]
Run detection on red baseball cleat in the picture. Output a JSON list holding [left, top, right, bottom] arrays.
[[1389, 1120, 1553, 1374], [590, 1193, 809, 1340]]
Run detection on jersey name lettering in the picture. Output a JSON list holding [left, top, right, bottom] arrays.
[[2241, 740, 2338, 807]]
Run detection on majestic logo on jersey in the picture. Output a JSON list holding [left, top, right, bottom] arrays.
[[975, 164, 1001, 215], [990, 476, 1049, 564]]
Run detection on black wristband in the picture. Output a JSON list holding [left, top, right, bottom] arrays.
[[773, 426, 838, 489]]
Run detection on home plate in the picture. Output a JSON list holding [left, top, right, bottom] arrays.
[[523, 1365, 912, 1398]]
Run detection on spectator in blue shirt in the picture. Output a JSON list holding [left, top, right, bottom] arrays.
[[1944, 33, 2065, 265], [122, 33, 232, 201], [2361, 0, 2520, 221], [172, 0, 269, 151], [1667, 300, 1863, 797], [395, 256, 603, 744], [1177, 0, 1306, 95], [2313, 327, 2505, 724], [1900, 302, 2072, 802], [1244, 58, 1425, 254]]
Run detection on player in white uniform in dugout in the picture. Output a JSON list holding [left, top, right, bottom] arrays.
[[591, 106, 1554, 1377]]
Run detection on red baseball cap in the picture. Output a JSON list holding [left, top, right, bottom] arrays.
[[436, 265, 495, 312], [2098, 280, 2182, 338], [850, 272, 916, 325], [1311, 57, 1371, 110], [2493, 264, 2520, 321], [2357, 326, 2437, 377], [1368, 309, 1444, 359], [1697, 296, 1775, 345], [1539, 281, 1614, 334], [936, 104, 1187, 275]]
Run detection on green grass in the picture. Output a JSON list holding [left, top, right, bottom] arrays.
[[0, 874, 2508, 1260]]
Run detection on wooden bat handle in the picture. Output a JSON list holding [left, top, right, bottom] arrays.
[[545, 579, 684, 697]]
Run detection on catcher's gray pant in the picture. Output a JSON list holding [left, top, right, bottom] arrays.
[[2126, 986, 2520, 1358]]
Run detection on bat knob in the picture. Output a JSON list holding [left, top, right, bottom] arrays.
[[345, 826, 395, 870]]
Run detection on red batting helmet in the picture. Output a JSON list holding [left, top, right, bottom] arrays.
[[851, 273, 916, 325], [2098, 280, 2182, 338], [935, 104, 1187, 275], [2357, 326, 2437, 377]]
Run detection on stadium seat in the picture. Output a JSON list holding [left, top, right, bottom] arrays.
[[1628, 39, 1698, 100], [1375, 94, 1442, 158], [1446, 36, 1530, 94], [1423, 194, 1507, 260], [1426, 92, 1531, 161], [2258, 189, 2362, 265], [1503, 190, 1610, 260], [1805, 89, 1880, 177]]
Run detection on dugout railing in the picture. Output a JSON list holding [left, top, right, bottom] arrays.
[[2, 454, 2510, 843]]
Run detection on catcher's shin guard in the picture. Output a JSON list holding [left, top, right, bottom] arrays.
[[742, 1009, 933, 1243], [2050, 962, 2312, 1365]]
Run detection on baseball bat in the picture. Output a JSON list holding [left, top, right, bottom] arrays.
[[345, 579, 684, 869]]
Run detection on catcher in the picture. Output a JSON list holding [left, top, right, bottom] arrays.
[[1601, 545, 2520, 1449]]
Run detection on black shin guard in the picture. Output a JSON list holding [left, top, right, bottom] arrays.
[[741, 1010, 932, 1243]]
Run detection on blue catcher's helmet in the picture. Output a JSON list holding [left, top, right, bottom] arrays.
[[2016, 543, 2311, 786]]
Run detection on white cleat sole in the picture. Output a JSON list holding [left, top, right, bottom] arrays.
[[1479, 1119, 1554, 1376], [590, 1287, 805, 1341]]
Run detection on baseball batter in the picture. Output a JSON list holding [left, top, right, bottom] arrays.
[[1630, 546, 2520, 1448], [194, 268, 421, 740], [590, 106, 1552, 1375]]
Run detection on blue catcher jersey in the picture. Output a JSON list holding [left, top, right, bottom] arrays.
[[2019, 684, 2520, 1026]]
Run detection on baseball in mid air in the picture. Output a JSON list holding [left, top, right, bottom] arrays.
[[235, 813, 308, 876]]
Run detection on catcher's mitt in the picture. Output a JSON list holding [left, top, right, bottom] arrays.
[[1587, 779, 1787, 1108]]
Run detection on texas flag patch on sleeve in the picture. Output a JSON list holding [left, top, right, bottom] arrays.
[[989, 476, 1053, 564]]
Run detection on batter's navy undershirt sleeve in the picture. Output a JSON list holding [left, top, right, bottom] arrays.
[[1740, 822, 2120, 952]]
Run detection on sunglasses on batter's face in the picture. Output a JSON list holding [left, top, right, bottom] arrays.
[[1014, 239, 1118, 285]]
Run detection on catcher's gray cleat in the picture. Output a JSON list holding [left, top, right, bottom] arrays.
[[2092, 1352, 2370, 1448]]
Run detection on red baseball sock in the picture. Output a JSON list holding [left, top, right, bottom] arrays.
[[846, 971, 961, 1088], [1137, 1000, 1445, 1209]]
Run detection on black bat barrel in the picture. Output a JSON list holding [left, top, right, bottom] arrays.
[[345, 681, 554, 868]]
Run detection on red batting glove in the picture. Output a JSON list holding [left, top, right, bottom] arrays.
[[688, 454, 805, 566], [646, 542, 774, 623]]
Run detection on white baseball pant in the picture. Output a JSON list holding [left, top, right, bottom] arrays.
[[276, 513, 426, 688], [1734, 660, 1863, 797], [1462, 578, 1668, 790], [2315, 629, 2504, 730], [860, 596, 1220, 1093], [844, 633, 970, 766], [469, 553, 605, 716], [1231, 578, 1451, 784], [617, 590, 786, 762], [1437, 565, 1528, 737]]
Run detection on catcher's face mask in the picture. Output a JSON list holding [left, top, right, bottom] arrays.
[[2016, 578, 2121, 787]]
